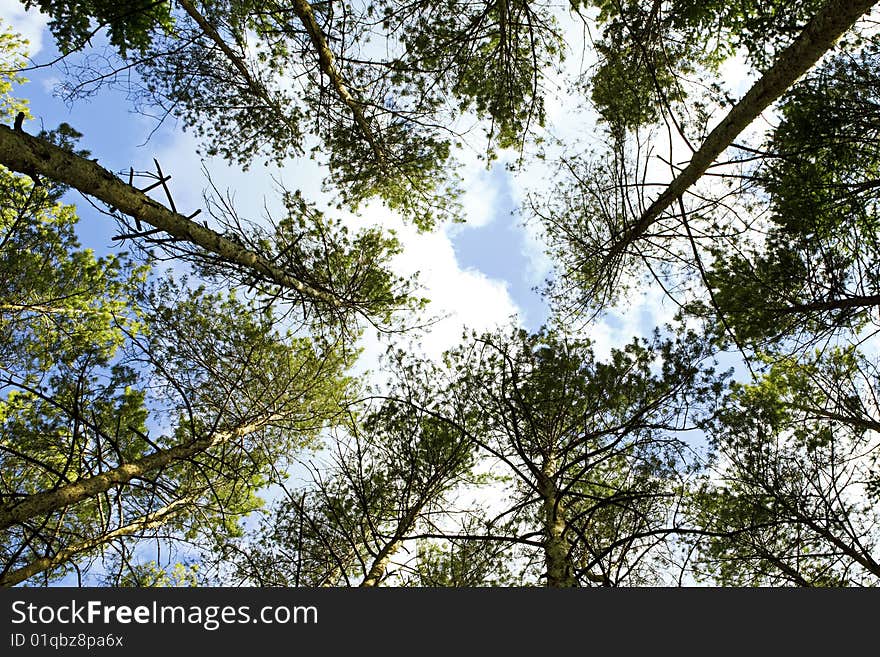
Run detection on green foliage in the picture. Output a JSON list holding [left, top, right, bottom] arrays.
[[384, 0, 563, 153], [589, 40, 680, 133], [36, 122, 92, 159], [137, 24, 307, 169], [274, 196, 401, 315], [0, 173, 143, 371], [402, 538, 516, 586], [22, 0, 173, 55], [0, 166, 354, 584], [20, 0, 567, 228], [584, 0, 827, 130], [323, 120, 455, 231], [700, 48, 880, 346], [587, 8, 694, 132], [196, 188, 423, 329], [216, 385, 479, 586], [111, 561, 201, 587], [0, 23, 31, 122], [537, 151, 657, 311], [690, 349, 880, 586], [432, 324, 724, 585], [6, 0, 880, 589]]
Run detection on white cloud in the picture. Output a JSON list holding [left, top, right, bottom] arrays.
[[718, 49, 758, 98], [0, 0, 46, 56], [584, 285, 680, 362], [518, 204, 553, 290], [446, 141, 502, 230], [351, 200, 522, 374], [394, 223, 520, 359]]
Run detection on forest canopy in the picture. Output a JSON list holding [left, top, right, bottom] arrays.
[[1, 0, 879, 587]]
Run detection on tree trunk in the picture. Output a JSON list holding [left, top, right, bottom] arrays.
[[0, 497, 194, 587], [359, 505, 423, 587], [774, 293, 880, 315], [0, 416, 273, 531], [604, 0, 878, 266], [176, 0, 302, 143], [540, 458, 575, 587], [0, 125, 341, 308], [285, 0, 386, 166], [359, 541, 398, 588]]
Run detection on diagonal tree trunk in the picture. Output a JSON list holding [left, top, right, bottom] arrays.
[[176, 0, 302, 144], [0, 125, 342, 308], [284, 0, 387, 167], [359, 541, 398, 588], [359, 506, 422, 587], [602, 0, 878, 270], [773, 293, 880, 315], [0, 416, 274, 531], [0, 496, 194, 587]]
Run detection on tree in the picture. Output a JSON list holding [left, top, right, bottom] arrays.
[[210, 376, 480, 587], [0, 162, 353, 586], [21, 1, 174, 57], [584, 0, 836, 130], [689, 349, 880, 585], [695, 47, 880, 349], [6, 0, 880, 590], [0, 9, 404, 587], [380, 0, 563, 154], [22, 0, 446, 218], [0, 121, 418, 337], [297, 325, 718, 587], [534, 6, 880, 589], [540, 0, 878, 325], [445, 326, 724, 586], [213, 323, 725, 587], [398, 524, 517, 586]]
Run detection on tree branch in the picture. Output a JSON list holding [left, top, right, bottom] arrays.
[[600, 0, 877, 283], [0, 496, 194, 587], [285, 0, 387, 167], [0, 124, 342, 308], [0, 415, 276, 531]]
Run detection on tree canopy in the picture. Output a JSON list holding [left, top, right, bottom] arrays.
[[1, 0, 880, 587]]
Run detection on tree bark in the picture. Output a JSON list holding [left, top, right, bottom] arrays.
[[0, 497, 193, 587], [285, 0, 387, 166], [773, 293, 880, 315], [603, 0, 878, 268], [539, 458, 575, 587], [359, 506, 422, 587], [0, 125, 341, 308], [0, 416, 273, 531], [359, 541, 397, 588]]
